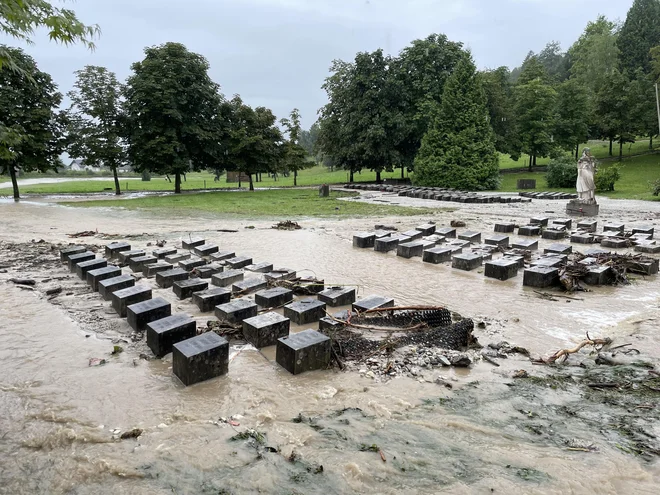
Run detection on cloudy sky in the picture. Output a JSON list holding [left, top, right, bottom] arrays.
[[4, 0, 631, 127]]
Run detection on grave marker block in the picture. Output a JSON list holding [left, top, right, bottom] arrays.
[[75, 258, 107, 280], [112, 285, 152, 317], [276, 329, 331, 375], [423, 247, 453, 264], [353, 232, 375, 248], [194, 244, 219, 257], [105, 242, 131, 259], [402, 230, 424, 241], [147, 314, 196, 358], [415, 224, 436, 235], [192, 287, 232, 312], [352, 295, 394, 312], [571, 233, 594, 244], [632, 226, 654, 239], [60, 245, 86, 262], [577, 220, 597, 233], [246, 262, 274, 273], [584, 266, 614, 286], [634, 243, 660, 254], [523, 266, 559, 288], [68, 251, 95, 271], [511, 239, 538, 250], [374, 236, 401, 253], [552, 218, 572, 229], [182, 237, 205, 249], [164, 253, 191, 264], [193, 264, 223, 279], [127, 297, 172, 331], [458, 231, 481, 243], [212, 269, 244, 287], [98, 275, 135, 300], [530, 217, 549, 227], [242, 312, 290, 348], [173, 278, 209, 299], [255, 287, 294, 307], [173, 333, 229, 386], [152, 247, 177, 259], [318, 287, 356, 307], [518, 225, 541, 236], [544, 244, 572, 255], [284, 299, 327, 325], [226, 256, 253, 269], [436, 227, 457, 239], [210, 251, 236, 262], [232, 278, 268, 294], [264, 268, 296, 282], [397, 241, 424, 258], [156, 268, 189, 288], [117, 250, 145, 264], [485, 258, 519, 281], [215, 299, 258, 323], [494, 223, 515, 233], [179, 257, 207, 271], [129, 255, 157, 273], [144, 262, 173, 278], [603, 223, 624, 234], [601, 238, 629, 249], [87, 265, 121, 291], [452, 253, 483, 271], [484, 235, 510, 248], [542, 229, 566, 240]]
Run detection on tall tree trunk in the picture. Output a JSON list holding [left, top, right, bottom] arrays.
[[376, 170, 381, 183], [533, 154, 537, 168], [9, 163, 19, 201], [650, 134, 654, 149], [528, 154, 532, 172], [248, 173, 254, 191], [175, 172, 181, 194], [619, 139, 623, 162], [609, 138, 613, 156], [349, 169, 354, 182], [401, 165, 405, 179], [294, 169, 298, 187], [112, 166, 121, 195], [575, 143, 579, 160]]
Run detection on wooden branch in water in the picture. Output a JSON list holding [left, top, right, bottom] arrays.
[[538, 335, 613, 364]]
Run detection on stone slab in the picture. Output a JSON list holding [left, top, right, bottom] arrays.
[[632, 226, 654, 239], [276, 329, 331, 375], [193, 264, 223, 279], [182, 237, 205, 249], [255, 287, 294, 308], [144, 262, 173, 278], [530, 217, 549, 227], [374, 236, 401, 253], [415, 224, 436, 235], [283, 299, 327, 325], [494, 223, 515, 234], [75, 258, 107, 280], [436, 227, 457, 239], [577, 220, 597, 233], [152, 247, 177, 259], [232, 278, 268, 294], [68, 251, 95, 271], [112, 285, 152, 317], [264, 268, 297, 282], [164, 253, 191, 264], [98, 275, 135, 301], [634, 243, 660, 254], [484, 235, 510, 248], [402, 230, 424, 241], [194, 244, 219, 257], [173, 278, 209, 299], [352, 295, 394, 312], [130, 255, 157, 273], [353, 232, 376, 248], [147, 314, 197, 358], [86, 265, 121, 291], [571, 233, 594, 244], [179, 257, 207, 271], [242, 312, 290, 348], [584, 266, 614, 286], [318, 287, 356, 307], [511, 239, 538, 250], [192, 287, 232, 312], [452, 253, 483, 271], [629, 259, 660, 276], [246, 262, 274, 273], [173, 333, 229, 386], [156, 268, 189, 288], [603, 223, 624, 234], [552, 218, 572, 229], [397, 241, 424, 259], [127, 297, 172, 332], [601, 238, 629, 249], [226, 256, 253, 269], [544, 243, 572, 255], [212, 269, 244, 287], [210, 251, 236, 262], [530, 257, 565, 268], [523, 266, 559, 288], [518, 225, 541, 237], [60, 245, 86, 262], [458, 231, 481, 243], [484, 258, 519, 281], [105, 242, 131, 259], [215, 299, 258, 324], [117, 250, 146, 264], [542, 229, 566, 240]]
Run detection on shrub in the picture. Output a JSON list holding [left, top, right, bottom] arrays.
[[651, 179, 660, 196], [545, 157, 578, 188], [595, 165, 621, 192]]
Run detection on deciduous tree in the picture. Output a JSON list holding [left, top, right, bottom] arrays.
[[280, 108, 309, 186], [617, 0, 660, 75], [554, 79, 590, 158]]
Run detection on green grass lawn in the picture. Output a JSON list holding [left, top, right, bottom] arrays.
[[497, 153, 660, 200], [62, 189, 438, 218]]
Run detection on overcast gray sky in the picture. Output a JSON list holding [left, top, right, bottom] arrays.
[[4, 0, 630, 128]]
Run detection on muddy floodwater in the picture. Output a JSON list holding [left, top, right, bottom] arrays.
[[1, 195, 659, 494]]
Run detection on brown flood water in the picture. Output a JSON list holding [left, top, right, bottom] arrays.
[[0, 198, 659, 494]]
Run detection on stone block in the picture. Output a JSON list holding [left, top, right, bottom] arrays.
[[67, 251, 95, 271], [566, 200, 599, 217], [423, 247, 453, 264], [629, 259, 659, 276], [353, 232, 376, 248], [458, 231, 481, 243], [117, 250, 146, 264], [586, 248, 611, 257], [318, 287, 356, 307], [147, 314, 197, 358], [634, 243, 660, 254], [542, 229, 566, 240], [601, 238, 629, 249], [60, 245, 86, 262], [264, 268, 296, 281], [112, 285, 152, 317], [530, 217, 549, 227], [193, 264, 223, 279], [436, 227, 457, 239], [484, 258, 519, 281], [402, 230, 424, 241], [452, 253, 483, 271], [523, 266, 559, 288], [226, 256, 253, 269], [484, 235, 510, 248], [144, 262, 173, 278], [511, 239, 538, 250], [517, 179, 536, 189], [246, 262, 274, 273], [415, 224, 436, 235], [255, 287, 294, 307], [215, 299, 258, 324], [397, 241, 424, 258], [518, 225, 541, 236], [571, 233, 594, 244], [152, 247, 177, 259], [284, 299, 327, 325], [98, 275, 135, 301], [75, 258, 107, 280], [105, 242, 131, 259], [494, 223, 515, 233], [276, 329, 331, 375], [632, 233, 653, 242], [232, 278, 268, 294], [552, 218, 572, 229], [374, 230, 392, 238], [192, 287, 232, 312], [632, 226, 654, 239], [374, 236, 401, 253], [194, 244, 219, 257], [173, 278, 209, 299], [603, 223, 625, 234], [210, 251, 236, 262], [584, 266, 614, 286], [127, 297, 172, 332], [179, 257, 207, 271], [423, 234, 445, 245], [352, 295, 394, 312], [86, 265, 121, 291], [544, 243, 572, 255], [173, 333, 229, 386], [129, 255, 157, 273], [504, 255, 525, 269], [577, 220, 597, 233], [212, 269, 244, 287], [164, 253, 191, 264], [182, 237, 205, 249], [242, 312, 290, 348], [531, 257, 565, 268], [156, 268, 189, 288]]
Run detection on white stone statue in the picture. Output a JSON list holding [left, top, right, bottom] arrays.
[[576, 148, 596, 203]]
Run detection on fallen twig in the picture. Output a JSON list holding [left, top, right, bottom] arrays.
[[536, 334, 613, 364]]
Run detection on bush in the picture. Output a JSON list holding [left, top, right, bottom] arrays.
[[651, 179, 660, 196], [545, 157, 578, 188], [595, 165, 621, 192]]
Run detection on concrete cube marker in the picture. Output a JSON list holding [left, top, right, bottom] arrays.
[[352, 295, 394, 312], [242, 312, 290, 348], [276, 329, 331, 375], [156, 268, 189, 288], [87, 265, 121, 291], [215, 299, 258, 324], [484, 258, 519, 281], [173, 333, 229, 386], [147, 314, 197, 358], [212, 269, 244, 287], [76, 258, 107, 280], [127, 297, 171, 332], [173, 278, 209, 299], [98, 275, 135, 301], [255, 287, 294, 307], [112, 285, 152, 317], [192, 287, 232, 312], [318, 287, 356, 307], [284, 299, 327, 325], [105, 242, 131, 259]]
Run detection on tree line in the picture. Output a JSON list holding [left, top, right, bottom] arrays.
[[1, 42, 309, 199], [313, 0, 660, 189]]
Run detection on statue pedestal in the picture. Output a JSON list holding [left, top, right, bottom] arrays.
[[566, 199, 599, 217]]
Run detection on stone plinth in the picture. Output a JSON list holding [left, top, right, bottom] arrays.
[[318, 287, 356, 307], [518, 225, 541, 236], [179, 257, 207, 271], [255, 287, 294, 308], [494, 223, 515, 233], [542, 229, 566, 240], [147, 314, 196, 358], [284, 299, 327, 325], [98, 275, 135, 300], [353, 232, 376, 248], [173, 278, 208, 299], [352, 295, 394, 312], [127, 297, 171, 332], [544, 244, 572, 255], [105, 242, 131, 259], [415, 224, 436, 235], [242, 312, 290, 348], [226, 256, 253, 269], [129, 255, 157, 273], [181, 237, 205, 249], [192, 287, 232, 312], [523, 267, 559, 288], [484, 235, 510, 248], [60, 245, 86, 262], [577, 220, 597, 233], [165, 253, 191, 264], [68, 252, 95, 271], [436, 227, 457, 239], [232, 278, 268, 294], [112, 285, 152, 317], [87, 265, 121, 291], [485, 259, 519, 281], [152, 247, 177, 259], [566, 200, 599, 217], [144, 262, 173, 278], [246, 262, 274, 273], [458, 231, 481, 243], [512, 239, 538, 250], [76, 258, 107, 280], [423, 247, 453, 264], [156, 268, 189, 288], [210, 251, 236, 262], [452, 253, 483, 271], [276, 329, 331, 375], [212, 269, 244, 287], [194, 244, 219, 257], [397, 241, 424, 258], [173, 333, 229, 386], [117, 250, 145, 264], [215, 299, 258, 324]]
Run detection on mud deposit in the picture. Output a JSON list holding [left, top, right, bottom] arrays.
[[0, 198, 659, 494]]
